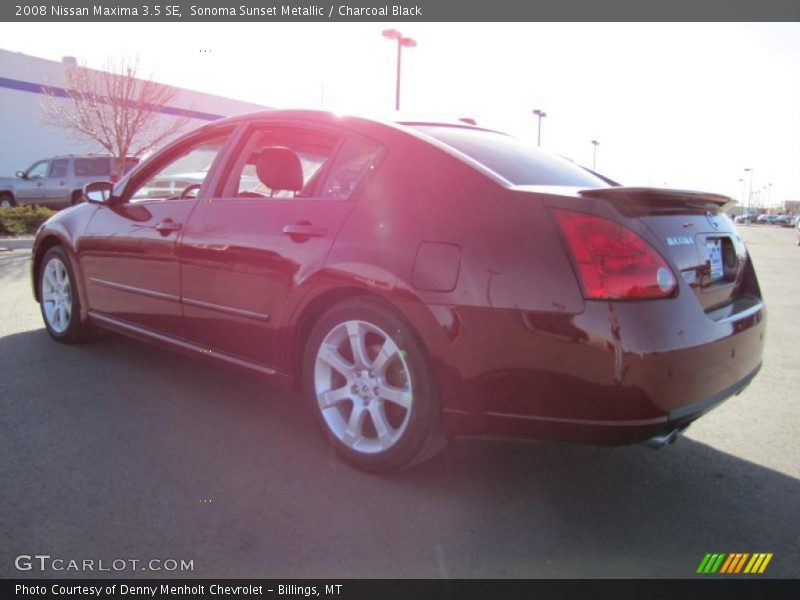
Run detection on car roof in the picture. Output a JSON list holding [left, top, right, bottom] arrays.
[[205, 108, 502, 136]]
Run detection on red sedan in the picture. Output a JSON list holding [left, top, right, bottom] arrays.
[[31, 110, 765, 471]]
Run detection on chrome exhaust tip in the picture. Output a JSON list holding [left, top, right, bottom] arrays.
[[644, 424, 690, 449]]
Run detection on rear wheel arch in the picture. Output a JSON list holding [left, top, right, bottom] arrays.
[[290, 287, 435, 390], [0, 191, 15, 207], [301, 293, 445, 470]]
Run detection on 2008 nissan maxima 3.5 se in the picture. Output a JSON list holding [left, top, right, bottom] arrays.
[[31, 110, 766, 471]]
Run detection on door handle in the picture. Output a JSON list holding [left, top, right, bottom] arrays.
[[282, 223, 327, 238], [155, 219, 182, 233]]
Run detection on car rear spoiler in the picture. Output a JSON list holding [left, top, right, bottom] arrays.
[[578, 187, 733, 215]]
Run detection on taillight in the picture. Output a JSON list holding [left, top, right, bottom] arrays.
[[552, 209, 677, 300]]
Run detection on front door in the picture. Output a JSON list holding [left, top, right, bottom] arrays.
[[179, 124, 383, 370], [79, 129, 234, 337], [15, 159, 50, 205]]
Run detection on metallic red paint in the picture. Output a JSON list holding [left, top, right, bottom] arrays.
[[31, 110, 766, 450]]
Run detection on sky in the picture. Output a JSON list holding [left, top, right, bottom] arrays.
[[2, 22, 799, 205]]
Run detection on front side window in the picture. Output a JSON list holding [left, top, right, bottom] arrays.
[[26, 161, 49, 179], [226, 127, 340, 199], [49, 159, 69, 179], [129, 135, 229, 202]]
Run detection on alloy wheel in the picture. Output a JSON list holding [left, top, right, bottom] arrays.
[[314, 320, 413, 454], [41, 257, 72, 334]]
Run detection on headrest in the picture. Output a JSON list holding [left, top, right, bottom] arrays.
[[255, 146, 304, 192]]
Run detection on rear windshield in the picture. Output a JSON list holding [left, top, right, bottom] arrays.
[[411, 125, 608, 188]]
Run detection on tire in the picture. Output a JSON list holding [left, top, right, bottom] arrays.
[[303, 297, 445, 472], [0, 193, 15, 208], [39, 246, 92, 343], [70, 190, 84, 206]]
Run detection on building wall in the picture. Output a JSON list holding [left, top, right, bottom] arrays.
[[784, 200, 800, 215], [0, 49, 267, 176]]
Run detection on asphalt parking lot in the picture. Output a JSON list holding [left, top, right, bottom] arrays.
[[1, 226, 798, 579]]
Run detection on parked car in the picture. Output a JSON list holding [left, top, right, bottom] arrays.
[[0, 154, 138, 209], [734, 214, 757, 224], [30, 110, 766, 471]]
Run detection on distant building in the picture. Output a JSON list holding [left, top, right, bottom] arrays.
[[784, 200, 800, 215], [0, 49, 267, 176]]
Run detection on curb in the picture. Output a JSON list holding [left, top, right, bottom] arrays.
[[0, 236, 35, 252]]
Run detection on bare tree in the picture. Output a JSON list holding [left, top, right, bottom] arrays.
[[40, 57, 189, 178]]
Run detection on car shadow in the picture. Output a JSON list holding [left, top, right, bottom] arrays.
[[0, 328, 797, 579]]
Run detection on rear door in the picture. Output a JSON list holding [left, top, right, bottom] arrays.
[[80, 128, 236, 337], [179, 122, 383, 370], [43, 158, 71, 207]]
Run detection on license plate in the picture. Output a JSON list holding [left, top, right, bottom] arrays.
[[706, 239, 724, 280]]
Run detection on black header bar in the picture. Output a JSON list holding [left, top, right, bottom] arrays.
[[4, 0, 800, 22]]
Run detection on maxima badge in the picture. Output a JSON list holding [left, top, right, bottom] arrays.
[[666, 236, 694, 246]]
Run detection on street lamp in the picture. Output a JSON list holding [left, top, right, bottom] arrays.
[[744, 168, 754, 219], [382, 29, 416, 111], [590, 140, 600, 171], [738, 178, 746, 212], [532, 109, 547, 147]]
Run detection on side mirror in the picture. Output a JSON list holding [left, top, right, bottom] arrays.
[[83, 181, 114, 204], [15, 170, 26, 179]]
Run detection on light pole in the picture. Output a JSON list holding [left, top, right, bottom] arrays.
[[744, 168, 754, 219], [382, 29, 416, 111], [738, 178, 746, 214], [590, 140, 600, 171], [532, 109, 547, 147]]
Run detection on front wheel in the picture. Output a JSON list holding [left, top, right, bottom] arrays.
[[0, 193, 15, 208], [303, 297, 444, 472], [39, 246, 92, 343]]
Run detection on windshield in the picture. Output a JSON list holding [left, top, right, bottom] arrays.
[[411, 125, 609, 188]]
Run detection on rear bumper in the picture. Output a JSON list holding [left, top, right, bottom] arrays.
[[431, 294, 765, 444]]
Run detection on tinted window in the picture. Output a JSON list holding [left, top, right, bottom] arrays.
[[123, 157, 139, 173], [49, 159, 69, 178], [74, 157, 110, 177], [226, 127, 340, 199], [319, 136, 383, 200], [412, 125, 608, 188]]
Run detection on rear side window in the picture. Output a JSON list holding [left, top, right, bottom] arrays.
[[123, 158, 139, 173], [74, 157, 110, 177], [318, 136, 383, 200], [412, 125, 608, 188]]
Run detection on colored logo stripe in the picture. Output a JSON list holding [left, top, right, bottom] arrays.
[[697, 553, 773, 574], [697, 553, 726, 573]]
